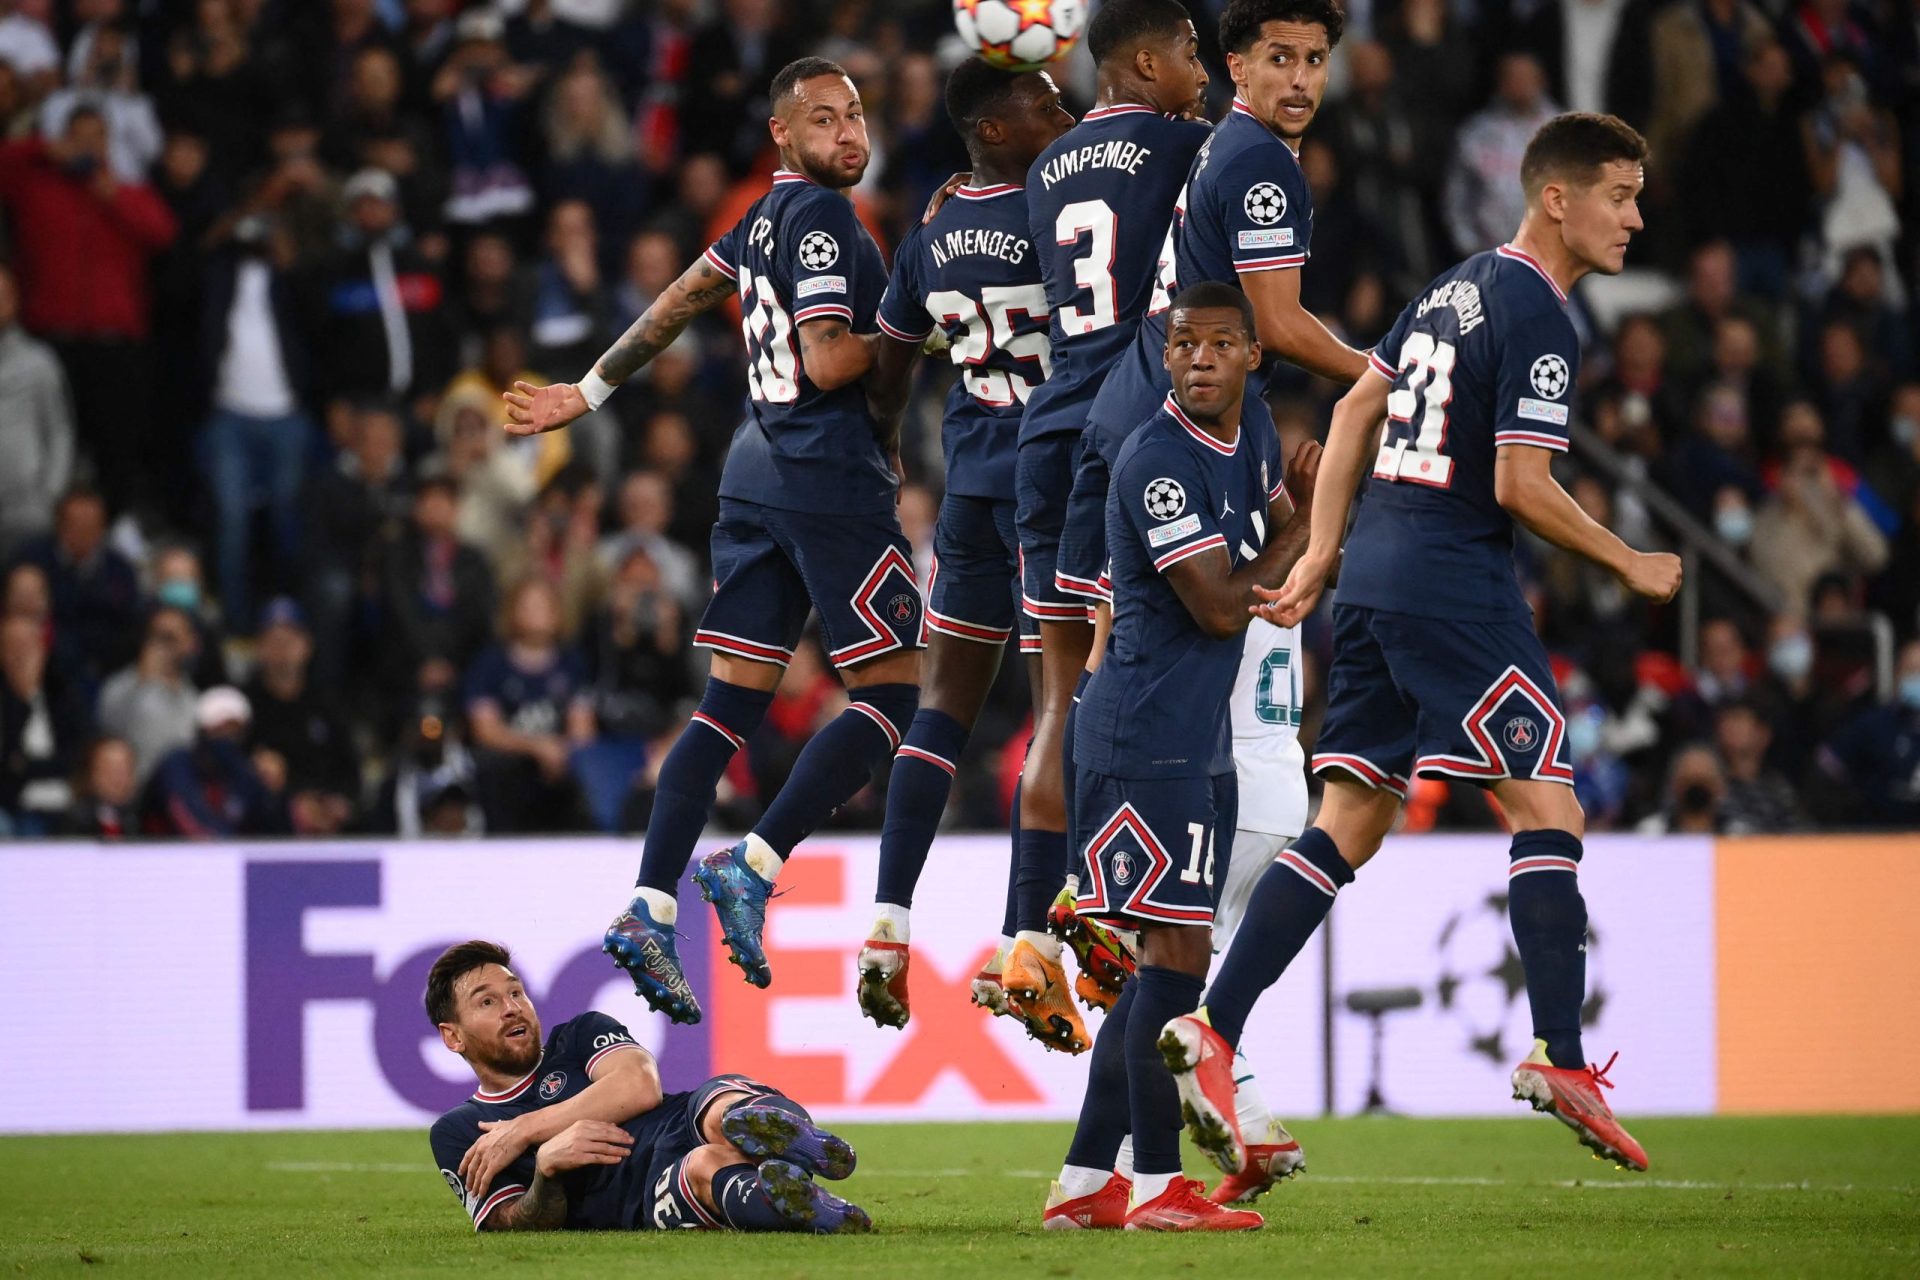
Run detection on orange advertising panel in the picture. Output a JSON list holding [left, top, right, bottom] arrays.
[[1717, 836, 1920, 1113]]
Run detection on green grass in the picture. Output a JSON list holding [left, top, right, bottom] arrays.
[[3, 1118, 1917, 1277]]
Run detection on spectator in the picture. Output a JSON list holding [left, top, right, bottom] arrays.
[[1808, 319, 1885, 466], [632, 409, 720, 549], [302, 399, 413, 685], [1714, 700, 1808, 831], [441, 323, 572, 530], [613, 329, 723, 463], [543, 61, 645, 261], [242, 598, 360, 835], [1443, 52, 1559, 255], [320, 167, 453, 417], [1750, 443, 1889, 610], [434, 8, 536, 229], [376, 472, 496, 711], [150, 543, 230, 690], [588, 542, 693, 744], [40, 19, 161, 183], [14, 487, 141, 686], [0, 260, 74, 559], [500, 464, 607, 640], [1377, 0, 1479, 139], [433, 384, 537, 573], [598, 470, 704, 615], [1657, 241, 1784, 395], [1, 611, 87, 835], [681, 0, 803, 174], [198, 209, 321, 631], [1637, 743, 1734, 834], [96, 605, 201, 785], [1803, 52, 1903, 283], [1644, 0, 1772, 190], [1316, 39, 1435, 292], [1678, 40, 1813, 294], [447, 230, 532, 354], [1703, 315, 1786, 447], [0, 104, 176, 518], [528, 199, 611, 393], [66, 735, 138, 838], [324, 44, 447, 237], [1817, 639, 1920, 827], [464, 576, 595, 832], [159, 0, 278, 188], [1539, 474, 1644, 662], [143, 685, 282, 837], [1671, 384, 1763, 518], [1594, 314, 1687, 443], [368, 698, 484, 837], [1820, 246, 1911, 384], [0, 0, 58, 101]]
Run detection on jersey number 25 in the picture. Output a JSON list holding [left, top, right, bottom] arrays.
[[1373, 332, 1457, 488]]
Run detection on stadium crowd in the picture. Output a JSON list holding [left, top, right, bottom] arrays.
[[0, 0, 1916, 840]]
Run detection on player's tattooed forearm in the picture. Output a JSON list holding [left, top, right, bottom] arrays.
[[596, 258, 736, 384], [484, 1172, 568, 1232], [796, 318, 853, 358]]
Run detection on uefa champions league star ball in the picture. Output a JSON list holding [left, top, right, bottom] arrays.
[[954, 0, 1088, 71]]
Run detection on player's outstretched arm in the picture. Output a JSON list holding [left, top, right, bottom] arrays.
[[798, 316, 879, 392], [479, 1121, 635, 1232], [502, 255, 736, 436], [459, 1045, 662, 1196], [1242, 267, 1371, 386], [1257, 370, 1391, 625], [1493, 445, 1682, 602]]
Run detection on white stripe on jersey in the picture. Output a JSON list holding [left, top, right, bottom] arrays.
[[1232, 614, 1309, 837]]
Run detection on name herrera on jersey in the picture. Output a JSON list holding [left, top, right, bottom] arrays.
[[929, 228, 1030, 269], [1038, 139, 1154, 189], [1416, 278, 1486, 336]]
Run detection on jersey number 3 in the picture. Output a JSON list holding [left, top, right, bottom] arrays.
[[1373, 333, 1457, 488]]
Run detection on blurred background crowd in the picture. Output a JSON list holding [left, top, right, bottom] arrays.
[[0, 0, 1916, 842]]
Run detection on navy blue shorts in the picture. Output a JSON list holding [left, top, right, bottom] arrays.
[[641, 1074, 790, 1231], [1312, 604, 1574, 795], [698, 498, 923, 671], [925, 493, 1033, 650], [1015, 433, 1095, 623], [1072, 769, 1236, 927], [1055, 439, 1111, 603]]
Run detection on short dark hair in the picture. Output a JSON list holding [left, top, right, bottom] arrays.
[[1087, 0, 1195, 65], [1520, 112, 1648, 199], [769, 56, 850, 111], [1169, 281, 1257, 335], [1220, 0, 1346, 55], [425, 940, 513, 1026], [944, 57, 1024, 139]]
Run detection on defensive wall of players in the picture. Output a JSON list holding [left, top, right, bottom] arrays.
[[4, 833, 1914, 1133]]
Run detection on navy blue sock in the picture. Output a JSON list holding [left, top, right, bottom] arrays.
[[1014, 828, 1068, 933], [875, 710, 971, 907], [754, 684, 917, 856], [1064, 670, 1090, 859], [721, 1089, 810, 1125], [709, 1163, 800, 1231], [1204, 827, 1353, 1048], [1507, 829, 1588, 1068], [1001, 779, 1023, 938], [1126, 964, 1206, 1176], [638, 679, 774, 893], [1064, 982, 1134, 1170]]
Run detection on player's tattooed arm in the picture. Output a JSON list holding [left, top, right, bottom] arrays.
[[597, 256, 738, 384], [478, 1120, 634, 1232], [479, 1171, 569, 1232], [797, 317, 879, 391]]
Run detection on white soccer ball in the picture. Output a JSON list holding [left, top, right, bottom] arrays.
[[953, 0, 1087, 71]]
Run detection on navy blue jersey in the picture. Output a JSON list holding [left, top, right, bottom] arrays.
[[1337, 244, 1579, 622], [1076, 394, 1284, 779], [1020, 105, 1210, 446], [429, 1012, 663, 1230], [1088, 101, 1314, 456], [462, 644, 591, 736], [878, 182, 1049, 500], [705, 171, 893, 514]]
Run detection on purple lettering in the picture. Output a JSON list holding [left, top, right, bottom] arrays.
[[246, 861, 379, 1110]]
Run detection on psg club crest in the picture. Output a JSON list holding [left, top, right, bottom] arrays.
[[1243, 181, 1287, 225], [1144, 477, 1187, 520], [1502, 716, 1539, 752], [538, 1070, 568, 1101], [1110, 848, 1135, 887], [1528, 354, 1570, 400], [797, 230, 840, 270], [888, 593, 917, 624]]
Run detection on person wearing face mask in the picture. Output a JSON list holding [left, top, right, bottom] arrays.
[[1637, 743, 1737, 835], [1818, 639, 1920, 828], [96, 604, 201, 786], [1863, 381, 1920, 518], [1714, 700, 1808, 831], [148, 543, 230, 690]]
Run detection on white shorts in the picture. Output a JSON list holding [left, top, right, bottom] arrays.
[[1212, 828, 1296, 957]]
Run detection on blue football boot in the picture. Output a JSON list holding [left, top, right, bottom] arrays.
[[602, 895, 702, 1024], [693, 841, 774, 988], [722, 1104, 857, 1180], [756, 1159, 873, 1234]]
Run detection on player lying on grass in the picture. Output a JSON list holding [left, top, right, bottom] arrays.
[[852, 57, 1073, 1032], [426, 940, 871, 1234], [1161, 112, 1682, 1179], [505, 57, 922, 1027], [1044, 283, 1317, 1232]]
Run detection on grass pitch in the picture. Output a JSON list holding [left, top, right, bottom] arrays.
[[2, 1117, 1915, 1277]]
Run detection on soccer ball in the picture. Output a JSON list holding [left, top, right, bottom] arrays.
[[954, 0, 1087, 71]]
